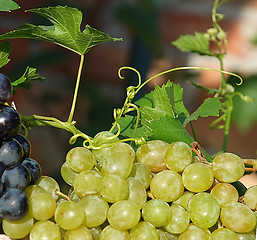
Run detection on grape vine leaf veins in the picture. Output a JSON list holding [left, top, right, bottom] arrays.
[[0, 0, 20, 12], [0, 6, 122, 55]]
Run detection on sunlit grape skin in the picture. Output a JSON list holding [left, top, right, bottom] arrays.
[[243, 185, 257, 210], [130, 221, 159, 240], [210, 228, 239, 240], [188, 192, 220, 229], [64, 226, 93, 240], [182, 162, 214, 193], [36, 176, 60, 201], [220, 202, 256, 233], [179, 224, 211, 240], [212, 152, 245, 183], [61, 161, 78, 186], [150, 170, 184, 202], [100, 225, 130, 240]]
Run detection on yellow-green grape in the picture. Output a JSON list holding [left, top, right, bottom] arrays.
[[92, 131, 119, 163], [74, 170, 102, 198], [61, 161, 78, 186], [237, 230, 256, 240], [24, 185, 46, 199], [243, 185, 257, 210], [36, 176, 60, 201], [188, 192, 220, 229], [68, 188, 80, 203], [179, 224, 211, 240], [29, 220, 61, 240], [30, 192, 56, 220], [150, 170, 184, 202], [173, 191, 194, 210], [3, 213, 34, 239], [136, 140, 169, 172], [108, 142, 135, 161], [182, 162, 214, 193], [142, 199, 172, 227], [210, 228, 239, 240], [64, 226, 93, 240], [54, 201, 85, 230], [100, 174, 129, 203], [164, 204, 190, 234], [212, 152, 245, 183], [157, 229, 170, 240], [79, 195, 109, 228], [130, 221, 159, 240], [126, 177, 147, 209], [220, 202, 256, 233], [164, 141, 193, 172], [210, 183, 239, 208], [89, 226, 101, 240], [108, 200, 141, 230], [129, 163, 152, 189], [100, 225, 130, 240], [101, 152, 133, 178]]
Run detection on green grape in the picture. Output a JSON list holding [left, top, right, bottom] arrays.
[[100, 225, 130, 240], [64, 226, 93, 240], [237, 230, 256, 240], [188, 192, 220, 229], [29, 220, 61, 240], [182, 162, 214, 193], [36, 176, 60, 201], [210, 228, 239, 240], [100, 174, 129, 203], [150, 170, 184, 202], [157, 229, 170, 240], [142, 199, 172, 227], [129, 162, 152, 189], [108, 200, 141, 230], [210, 183, 239, 208], [54, 201, 85, 230], [101, 151, 133, 178], [2, 213, 34, 239], [243, 185, 257, 210], [173, 191, 194, 210], [126, 177, 147, 209], [68, 188, 80, 202], [164, 141, 193, 172], [108, 142, 135, 161], [24, 184, 46, 199], [30, 192, 56, 220], [89, 226, 101, 240], [74, 170, 102, 198], [79, 195, 109, 228], [164, 203, 190, 234], [130, 221, 159, 240], [92, 131, 119, 163], [179, 224, 211, 240], [66, 147, 95, 173], [212, 152, 245, 183], [61, 161, 78, 186], [136, 140, 169, 172], [220, 202, 256, 233]]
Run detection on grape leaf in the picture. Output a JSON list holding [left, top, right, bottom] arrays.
[[12, 66, 45, 89], [0, 41, 11, 68], [119, 115, 144, 139], [183, 97, 222, 126], [0, 6, 122, 55], [0, 0, 20, 12], [172, 32, 215, 56]]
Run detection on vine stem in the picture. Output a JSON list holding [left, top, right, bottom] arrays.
[[67, 54, 85, 123]]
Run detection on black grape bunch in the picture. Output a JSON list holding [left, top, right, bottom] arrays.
[[0, 73, 42, 221]]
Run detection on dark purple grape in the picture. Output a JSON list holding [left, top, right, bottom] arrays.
[[0, 188, 29, 220], [1, 164, 31, 190], [22, 158, 41, 184], [0, 73, 12, 103], [13, 134, 31, 159], [0, 138, 23, 168], [0, 105, 21, 140]]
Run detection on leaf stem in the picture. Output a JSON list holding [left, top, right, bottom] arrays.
[[67, 54, 85, 123]]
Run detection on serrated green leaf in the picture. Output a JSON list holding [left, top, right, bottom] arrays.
[[0, 0, 20, 12], [183, 97, 222, 126], [172, 32, 215, 56], [0, 41, 11, 68], [12, 66, 45, 89], [189, 81, 220, 94], [0, 6, 122, 55], [119, 115, 144, 139]]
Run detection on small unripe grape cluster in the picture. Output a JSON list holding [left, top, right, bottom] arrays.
[[4, 130, 256, 240]]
